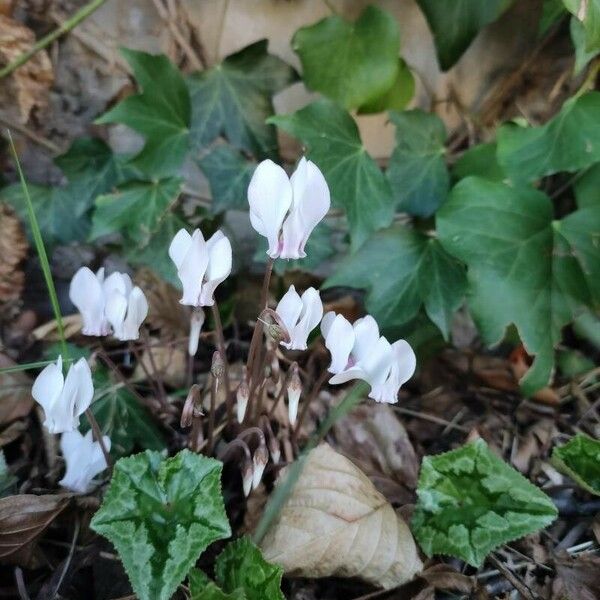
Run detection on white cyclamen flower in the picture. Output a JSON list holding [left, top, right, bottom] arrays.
[[31, 356, 94, 433], [321, 312, 416, 404], [248, 157, 330, 259], [103, 272, 148, 341], [69, 267, 148, 340], [59, 429, 110, 493], [168, 228, 232, 307], [275, 285, 323, 350]]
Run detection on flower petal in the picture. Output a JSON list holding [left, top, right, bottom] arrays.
[[121, 286, 148, 340], [32, 356, 64, 420], [69, 267, 108, 336], [248, 159, 292, 258], [323, 313, 354, 374], [281, 158, 330, 258], [287, 287, 323, 350], [352, 315, 381, 364], [360, 336, 393, 387], [320, 311, 337, 338], [199, 231, 232, 306], [105, 289, 128, 340], [62, 358, 94, 430], [168, 228, 192, 269], [275, 285, 303, 340], [177, 229, 209, 306]]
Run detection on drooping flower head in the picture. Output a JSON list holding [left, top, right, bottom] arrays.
[[59, 429, 110, 493], [69, 267, 148, 340], [248, 157, 330, 259], [31, 356, 94, 433], [168, 228, 232, 307], [321, 312, 416, 404], [275, 285, 323, 351]]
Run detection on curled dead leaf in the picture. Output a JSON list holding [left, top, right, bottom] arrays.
[[0, 203, 27, 305], [0, 14, 53, 122], [553, 553, 600, 600], [260, 444, 423, 589], [0, 494, 69, 566], [0, 353, 33, 427]]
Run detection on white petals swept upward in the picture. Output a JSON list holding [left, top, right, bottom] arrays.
[[321, 312, 416, 404], [32, 356, 94, 433], [248, 157, 330, 260], [168, 228, 232, 307], [69, 267, 148, 340], [275, 285, 323, 351], [59, 429, 110, 493]]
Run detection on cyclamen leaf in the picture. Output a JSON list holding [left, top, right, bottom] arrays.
[[198, 145, 256, 213], [90, 450, 231, 600], [83, 368, 165, 458], [96, 49, 191, 178], [437, 177, 600, 395], [189, 569, 245, 600], [215, 538, 284, 600], [187, 40, 297, 159], [564, 0, 600, 51], [412, 439, 558, 567], [552, 434, 600, 495], [387, 110, 449, 217], [268, 99, 394, 250], [357, 59, 415, 114], [292, 6, 400, 109], [416, 0, 514, 70], [91, 177, 183, 245], [497, 92, 600, 182], [325, 226, 466, 340]]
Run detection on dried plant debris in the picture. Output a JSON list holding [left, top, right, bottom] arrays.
[[0, 203, 28, 304]]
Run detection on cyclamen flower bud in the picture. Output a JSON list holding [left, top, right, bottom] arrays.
[[248, 157, 330, 260], [242, 458, 254, 498], [236, 370, 250, 424], [188, 308, 205, 356], [287, 363, 302, 426], [181, 384, 202, 428], [252, 443, 269, 490], [211, 351, 225, 380]]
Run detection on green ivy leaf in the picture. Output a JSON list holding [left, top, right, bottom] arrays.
[[571, 17, 600, 74], [452, 142, 506, 182], [412, 439, 558, 567], [325, 225, 466, 340], [82, 369, 165, 458], [255, 222, 335, 275], [215, 537, 284, 600], [188, 40, 296, 159], [552, 434, 600, 495], [54, 138, 127, 197], [497, 92, 600, 182], [91, 177, 182, 245], [96, 49, 191, 178], [1, 181, 93, 248], [574, 163, 600, 208], [539, 0, 567, 36], [189, 570, 245, 600], [90, 450, 231, 600], [127, 212, 186, 287], [292, 6, 400, 109], [564, 0, 600, 51], [437, 177, 600, 394], [357, 59, 415, 114], [268, 99, 394, 250], [416, 0, 514, 70], [198, 145, 256, 213], [387, 109, 449, 216]]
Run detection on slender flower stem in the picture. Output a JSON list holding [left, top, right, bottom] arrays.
[[85, 408, 111, 469], [0, 0, 108, 79], [211, 302, 232, 421], [268, 379, 287, 418], [207, 375, 218, 454], [141, 330, 168, 407], [292, 369, 330, 445], [260, 258, 275, 310]]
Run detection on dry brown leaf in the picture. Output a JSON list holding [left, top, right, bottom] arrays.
[[260, 443, 423, 589], [32, 314, 82, 341], [333, 403, 419, 496], [135, 268, 189, 340], [0, 353, 33, 426], [510, 345, 560, 405], [0, 203, 27, 304], [553, 553, 600, 600], [0, 14, 53, 122], [134, 342, 187, 387], [0, 494, 69, 566]]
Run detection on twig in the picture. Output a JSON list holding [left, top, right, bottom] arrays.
[[14, 567, 31, 600], [0, 0, 108, 79], [85, 408, 111, 469], [141, 330, 168, 407], [392, 405, 470, 432], [487, 554, 538, 600], [51, 518, 80, 598], [292, 369, 329, 445], [0, 114, 61, 153]]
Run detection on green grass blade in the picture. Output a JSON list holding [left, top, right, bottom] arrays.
[[0, 358, 74, 375], [252, 381, 368, 544], [7, 130, 68, 359]]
